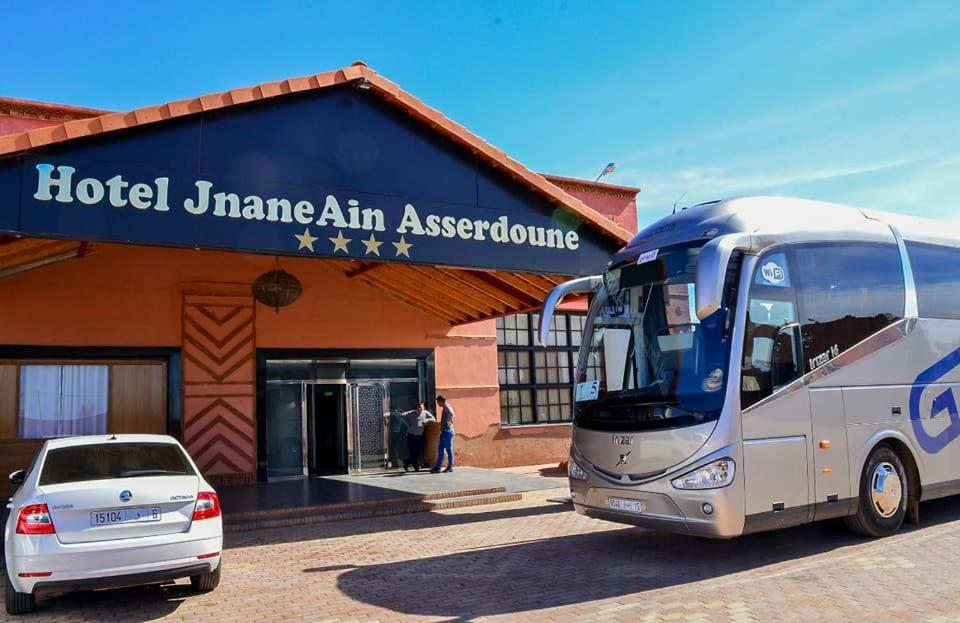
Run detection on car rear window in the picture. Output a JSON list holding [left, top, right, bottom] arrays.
[[39, 442, 196, 486]]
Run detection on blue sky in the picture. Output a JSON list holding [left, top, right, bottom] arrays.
[[3, 1, 959, 226]]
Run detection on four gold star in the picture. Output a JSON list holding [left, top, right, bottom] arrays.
[[392, 235, 413, 258], [294, 227, 318, 252], [329, 230, 352, 254], [295, 229, 413, 259], [361, 234, 383, 256]]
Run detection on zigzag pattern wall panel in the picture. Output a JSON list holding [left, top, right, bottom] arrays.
[[181, 293, 257, 485]]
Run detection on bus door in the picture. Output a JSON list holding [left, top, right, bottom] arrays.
[[740, 249, 812, 530]]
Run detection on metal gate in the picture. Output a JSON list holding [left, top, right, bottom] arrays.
[[348, 382, 390, 472]]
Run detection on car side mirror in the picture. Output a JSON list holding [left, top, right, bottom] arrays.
[[8, 470, 25, 486], [771, 324, 802, 388]]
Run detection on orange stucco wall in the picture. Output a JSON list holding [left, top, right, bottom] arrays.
[[0, 242, 564, 475]]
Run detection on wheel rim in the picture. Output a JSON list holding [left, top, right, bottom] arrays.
[[870, 462, 903, 518]]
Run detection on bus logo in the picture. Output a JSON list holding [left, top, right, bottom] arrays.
[[617, 452, 632, 467], [761, 262, 785, 285], [909, 346, 960, 454], [612, 435, 633, 446]]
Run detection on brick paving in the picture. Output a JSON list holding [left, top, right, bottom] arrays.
[[8, 487, 960, 622]]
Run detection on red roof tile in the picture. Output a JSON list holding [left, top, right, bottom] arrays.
[[0, 63, 631, 243]]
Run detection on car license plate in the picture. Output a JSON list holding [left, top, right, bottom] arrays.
[[90, 507, 161, 526], [607, 497, 644, 513]]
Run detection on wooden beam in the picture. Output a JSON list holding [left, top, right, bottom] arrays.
[[376, 265, 486, 320], [470, 271, 544, 305], [436, 267, 526, 310], [359, 279, 456, 324], [345, 262, 386, 279], [359, 272, 468, 323], [403, 265, 505, 316]]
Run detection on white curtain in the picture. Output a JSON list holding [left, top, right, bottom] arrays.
[[19, 365, 108, 438]]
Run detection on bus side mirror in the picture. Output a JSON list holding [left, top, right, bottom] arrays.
[[695, 233, 751, 320], [540, 275, 603, 347], [8, 470, 24, 486]]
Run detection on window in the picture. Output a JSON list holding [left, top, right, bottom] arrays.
[[40, 442, 195, 486], [741, 243, 905, 409], [793, 242, 903, 373], [19, 365, 108, 438], [741, 250, 802, 409], [0, 358, 168, 442], [496, 312, 584, 425], [906, 241, 960, 319]]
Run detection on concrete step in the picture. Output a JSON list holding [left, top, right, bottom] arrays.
[[223, 487, 519, 533]]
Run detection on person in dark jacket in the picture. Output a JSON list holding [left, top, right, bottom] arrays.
[[430, 395, 455, 473], [399, 402, 434, 471]]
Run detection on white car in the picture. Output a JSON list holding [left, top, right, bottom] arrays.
[[4, 434, 223, 615]]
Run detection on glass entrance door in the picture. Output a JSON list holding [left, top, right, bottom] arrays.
[[265, 382, 307, 478]]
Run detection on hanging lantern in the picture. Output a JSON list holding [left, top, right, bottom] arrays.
[[252, 259, 302, 313]]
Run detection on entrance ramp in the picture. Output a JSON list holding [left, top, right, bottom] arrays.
[[219, 466, 563, 533]]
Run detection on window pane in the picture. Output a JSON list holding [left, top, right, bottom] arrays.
[[20, 365, 108, 439], [794, 243, 903, 373], [517, 314, 529, 329], [505, 315, 516, 329], [517, 330, 529, 346], [40, 442, 195, 485], [907, 242, 960, 319]]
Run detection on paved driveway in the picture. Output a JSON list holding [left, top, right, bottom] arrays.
[[8, 488, 960, 622]]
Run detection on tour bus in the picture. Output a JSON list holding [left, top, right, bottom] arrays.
[[541, 196, 960, 538]]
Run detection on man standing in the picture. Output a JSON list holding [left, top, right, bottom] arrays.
[[399, 402, 434, 471], [431, 395, 455, 473]]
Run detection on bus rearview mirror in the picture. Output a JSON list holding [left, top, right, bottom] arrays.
[[695, 234, 751, 320], [539, 275, 603, 347]]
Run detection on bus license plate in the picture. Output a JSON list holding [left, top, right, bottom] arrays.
[[90, 507, 161, 526], [607, 497, 644, 514]]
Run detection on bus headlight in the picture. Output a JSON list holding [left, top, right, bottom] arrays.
[[671, 458, 735, 490], [568, 457, 589, 481]]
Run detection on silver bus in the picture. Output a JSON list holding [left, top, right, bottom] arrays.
[[542, 196, 960, 538]]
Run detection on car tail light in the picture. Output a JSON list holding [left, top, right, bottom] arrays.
[[192, 491, 221, 521], [197, 551, 220, 559], [17, 572, 52, 578], [16, 503, 55, 535]]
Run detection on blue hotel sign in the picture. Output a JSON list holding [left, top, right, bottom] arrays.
[[0, 87, 618, 276]]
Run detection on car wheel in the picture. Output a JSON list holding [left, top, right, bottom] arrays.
[[190, 563, 221, 592], [5, 572, 36, 615], [845, 444, 908, 538]]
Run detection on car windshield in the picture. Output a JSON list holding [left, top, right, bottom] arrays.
[[574, 244, 736, 430], [39, 442, 196, 486]]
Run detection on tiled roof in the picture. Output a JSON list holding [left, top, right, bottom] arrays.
[[0, 96, 108, 122], [0, 62, 631, 243], [541, 173, 641, 196]]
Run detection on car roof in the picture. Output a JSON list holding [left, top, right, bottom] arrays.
[[43, 434, 181, 450]]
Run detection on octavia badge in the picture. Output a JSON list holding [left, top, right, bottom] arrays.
[[617, 452, 631, 467], [119, 490, 133, 503]]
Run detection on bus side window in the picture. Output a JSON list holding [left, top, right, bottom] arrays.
[[792, 243, 903, 374], [906, 241, 960, 319], [741, 249, 801, 409]]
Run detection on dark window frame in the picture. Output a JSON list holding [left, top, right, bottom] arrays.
[[496, 312, 584, 426]]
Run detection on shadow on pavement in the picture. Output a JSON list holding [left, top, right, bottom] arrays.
[[20, 582, 192, 621], [327, 496, 960, 620], [225, 496, 572, 547]]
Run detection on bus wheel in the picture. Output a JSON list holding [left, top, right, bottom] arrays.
[[845, 444, 908, 538]]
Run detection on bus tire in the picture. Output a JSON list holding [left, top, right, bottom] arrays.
[[845, 444, 907, 538]]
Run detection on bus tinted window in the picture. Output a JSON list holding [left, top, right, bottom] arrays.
[[906, 242, 960, 319], [741, 249, 802, 409], [793, 243, 903, 373]]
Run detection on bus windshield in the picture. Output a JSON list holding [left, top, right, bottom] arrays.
[[575, 244, 736, 431]]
